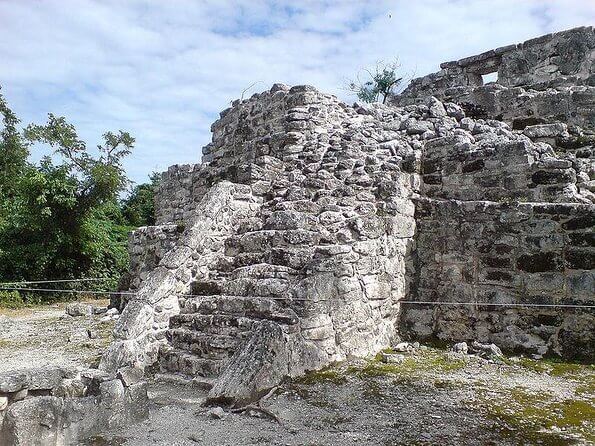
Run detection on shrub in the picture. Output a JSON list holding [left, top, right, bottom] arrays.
[[0, 290, 24, 309]]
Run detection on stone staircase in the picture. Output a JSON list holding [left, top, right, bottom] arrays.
[[158, 292, 298, 386]]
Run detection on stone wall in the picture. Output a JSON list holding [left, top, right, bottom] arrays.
[[392, 26, 595, 133], [101, 181, 261, 373], [402, 199, 594, 360], [125, 225, 182, 289], [419, 119, 588, 203]]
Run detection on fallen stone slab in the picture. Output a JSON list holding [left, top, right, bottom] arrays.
[[65, 303, 94, 317]]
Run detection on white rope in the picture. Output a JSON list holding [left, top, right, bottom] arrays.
[[175, 293, 594, 309], [0, 278, 110, 285], [0, 287, 134, 296], [399, 300, 594, 309], [1, 286, 592, 309]]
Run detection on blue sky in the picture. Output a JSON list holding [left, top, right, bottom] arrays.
[[1, 0, 594, 188]]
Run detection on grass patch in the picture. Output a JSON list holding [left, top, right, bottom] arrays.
[[517, 357, 595, 399], [517, 357, 595, 377], [295, 366, 347, 385], [348, 347, 467, 380], [0, 290, 25, 309], [476, 386, 595, 444]]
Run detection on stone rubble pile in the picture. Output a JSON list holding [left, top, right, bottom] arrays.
[[0, 366, 148, 446]]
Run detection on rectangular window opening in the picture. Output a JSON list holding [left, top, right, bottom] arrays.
[[482, 72, 498, 84]]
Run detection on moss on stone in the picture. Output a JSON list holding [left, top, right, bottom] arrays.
[[295, 366, 347, 385], [517, 357, 594, 377]]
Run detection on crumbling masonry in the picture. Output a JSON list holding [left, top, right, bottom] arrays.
[[102, 27, 594, 406]]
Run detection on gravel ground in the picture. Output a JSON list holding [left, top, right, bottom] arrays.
[[0, 300, 114, 373], [1, 305, 593, 445], [89, 350, 594, 446]]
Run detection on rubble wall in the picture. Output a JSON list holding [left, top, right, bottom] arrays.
[[101, 182, 261, 372], [392, 26, 595, 132], [402, 199, 594, 360], [0, 367, 148, 446], [104, 27, 594, 407]]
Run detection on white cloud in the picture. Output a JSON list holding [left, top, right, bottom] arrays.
[[1, 0, 593, 186]]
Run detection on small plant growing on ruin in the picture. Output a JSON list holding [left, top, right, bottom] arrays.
[[348, 60, 405, 104]]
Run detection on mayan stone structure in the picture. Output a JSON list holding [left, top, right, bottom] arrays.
[[101, 27, 594, 405]]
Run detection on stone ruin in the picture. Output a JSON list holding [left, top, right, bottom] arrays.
[[1, 26, 593, 445], [103, 25, 594, 402]]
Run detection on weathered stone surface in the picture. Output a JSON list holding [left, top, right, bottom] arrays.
[[207, 321, 289, 407], [65, 302, 95, 317], [98, 26, 593, 409], [391, 26, 595, 133], [0, 366, 149, 446], [0, 373, 28, 393]]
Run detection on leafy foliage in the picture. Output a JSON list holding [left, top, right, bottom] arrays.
[[348, 60, 404, 104], [0, 86, 155, 301], [121, 172, 161, 227], [0, 290, 24, 309], [0, 87, 29, 198]]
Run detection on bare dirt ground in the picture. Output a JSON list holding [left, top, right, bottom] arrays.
[[91, 349, 594, 446], [0, 300, 114, 373], [1, 305, 593, 445]]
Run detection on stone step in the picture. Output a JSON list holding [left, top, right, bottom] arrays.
[[229, 263, 298, 280], [225, 229, 322, 255], [221, 277, 292, 299], [179, 295, 298, 325], [159, 348, 226, 378], [166, 328, 240, 359], [169, 313, 257, 336], [224, 248, 315, 271], [153, 372, 215, 390]]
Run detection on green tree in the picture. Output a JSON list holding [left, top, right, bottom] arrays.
[[348, 60, 404, 104], [0, 87, 137, 296], [121, 172, 161, 227], [0, 87, 29, 198]]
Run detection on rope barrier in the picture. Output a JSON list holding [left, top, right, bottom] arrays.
[[0, 278, 111, 286], [1, 286, 592, 309], [0, 287, 134, 296], [399, 300, 595, 309], [175, 293, 595, 308]]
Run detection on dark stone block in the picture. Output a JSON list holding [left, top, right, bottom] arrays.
[[494, 244, 516, 255], [191, 280, 222, 296], [422, 159, 440, 174], [401, 156, 417, 173], [568, 233, 595, 247], [485, 270, 513, 282], [562, 215, 595, 230], [532, 204, 574, 215], [462, 159, 485, 173], [423, 174, 442, 185], [536, 313, 564, 326], [531, 169, 574, 185], [565, 250, 595, 270], [512, 116, 546, 130], [517, 252, 563, 272]]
